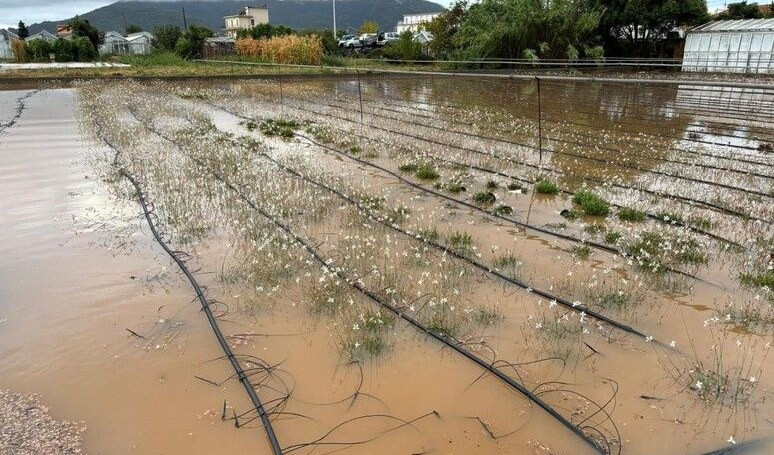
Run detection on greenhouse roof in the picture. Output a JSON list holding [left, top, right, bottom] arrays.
[[690, 18, 774, 33]]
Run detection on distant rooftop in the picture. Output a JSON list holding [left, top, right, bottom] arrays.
[[690, 18, 774, 33]]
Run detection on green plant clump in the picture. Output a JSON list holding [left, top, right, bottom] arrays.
[[473, 191, 496, 205], [448, 231, 474, 254], [492, 204, 513, 216], [573, 190, 610, 217], [415, 164, 440, 181], [618, 207, 646, 222], [535, 179, 559, 195]]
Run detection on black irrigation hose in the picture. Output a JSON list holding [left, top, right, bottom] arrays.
[[0, 90, 39, 134], [206, 99, 744, 250], [350, 84, 774, 157], [160, 138, 612, 455], [305, 95, 773, 198], [204, 100, 717, 266], [361, 89, 774, 166], [263, 97, 771, 224], [353, 95, 774, 178], [102, 137, 283, 455], [352, 77, 774, 140], [696, 438, 771, 455]]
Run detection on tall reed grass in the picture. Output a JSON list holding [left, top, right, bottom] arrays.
[[236, 35, 323, 65]]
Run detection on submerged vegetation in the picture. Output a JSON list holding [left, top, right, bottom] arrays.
[[71, 77, 774, 454]]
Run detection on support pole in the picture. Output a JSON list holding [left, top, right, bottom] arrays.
[[278, 65, 284, 118], [356, 69, 364, 124], [535, 76, 543, 167]]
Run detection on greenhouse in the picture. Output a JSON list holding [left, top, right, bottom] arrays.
[[682, 18, 774, 74]]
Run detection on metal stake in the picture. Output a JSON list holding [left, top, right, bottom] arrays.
[[356, 69, 364, 124], [535, 76, 543, 167]]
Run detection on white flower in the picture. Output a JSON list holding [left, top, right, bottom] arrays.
[[645, 335, 653, 342], [352, 323, 359, 331], [749, 376, 757, 383], [669, 340, 676, 348], [696, 380, 704, 390], [727, 436, 736, 445]]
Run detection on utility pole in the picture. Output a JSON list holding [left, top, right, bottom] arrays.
[[332, 0, 337, 38], [122, 13, 128, 33], [182, 7, 188, 31]]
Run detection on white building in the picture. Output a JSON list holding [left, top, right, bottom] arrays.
[[396, 12, 441, 34], [125, 31, 154, 55], [0, 29, 19, 59], [682, 18, 774, 74], [224, 5, 269, 38]]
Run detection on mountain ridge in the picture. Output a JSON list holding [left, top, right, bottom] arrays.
[[18, 0, 445, 36]]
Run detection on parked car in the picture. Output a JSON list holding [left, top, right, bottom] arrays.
[[337, 35, 359, 48], [376, 32, 400, 46], [359, 33, 378, 48]]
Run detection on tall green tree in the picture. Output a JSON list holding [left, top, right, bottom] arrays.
[[593, 0, 708, 56], [236, 23, 293, 39], [716, 1, 763, 19], [454, 0, 604, 59], [154, 25, 182, 51], [69, 17, 103, 50], [17, 21, 29, 39], [424, 1, 468, 58], [175, 25, 213, 59]]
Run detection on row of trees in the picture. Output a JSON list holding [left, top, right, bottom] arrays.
[[424, 0, 714, 60], [10, 18, 101, 63]]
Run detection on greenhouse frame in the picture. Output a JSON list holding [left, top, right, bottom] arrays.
[[682, 19, 774, 74]]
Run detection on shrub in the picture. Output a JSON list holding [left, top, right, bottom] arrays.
[[473, 191, 496, 205], [535, 179, 559, 195], [27, 39, 52, 62], [10, 39, 29, 63], [382, 30, 424, 60], [573, 190, 610, 217], [618, 207, 646, 222], [154, 25, 182, 51], [73, 36, 97, 61], [236, 35, 323, 65], [53, 38, 75, 62], [486, 179, 498, 189], [175, 25, 214, 59]]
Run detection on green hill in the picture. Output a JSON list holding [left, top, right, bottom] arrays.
[[21, 0, 444, 35]]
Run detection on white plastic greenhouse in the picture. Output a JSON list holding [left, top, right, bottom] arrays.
[[682, 19, 774, 74]]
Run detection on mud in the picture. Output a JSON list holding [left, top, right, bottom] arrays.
[[1, 77, 772, 455]]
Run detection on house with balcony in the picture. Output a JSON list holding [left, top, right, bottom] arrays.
[[224, 5, 269, 38]]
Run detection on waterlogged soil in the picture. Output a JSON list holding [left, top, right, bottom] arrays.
[[1, 77, 772, 455]]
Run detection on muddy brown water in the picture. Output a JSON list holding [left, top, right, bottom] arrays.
[[1, 78, 772, 455]]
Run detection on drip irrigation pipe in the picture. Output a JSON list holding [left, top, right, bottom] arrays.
[[206, 98, 748, 248], [262, 96, 771, 224], [349, 94, 774, 175], [152, 131, 613, 455], [275, 108, 743, 249], [130, 106, 666, 344], [99, 134, 283, 455], [299, 95, 773, 198]]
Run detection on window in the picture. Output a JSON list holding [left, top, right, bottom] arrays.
[[251, 19, 255, 26]]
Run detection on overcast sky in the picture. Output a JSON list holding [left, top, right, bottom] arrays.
[[0, 0, 729, 31]]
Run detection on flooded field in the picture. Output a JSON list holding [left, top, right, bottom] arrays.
[[0, 75, 772, 455]]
